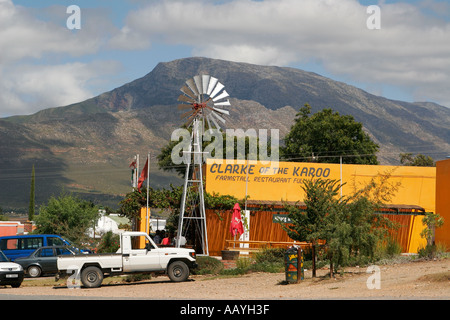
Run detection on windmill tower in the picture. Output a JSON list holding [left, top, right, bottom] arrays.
[[176, 75, 231, 255]]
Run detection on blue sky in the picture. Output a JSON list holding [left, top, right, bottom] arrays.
[[1, 0, 449, 117]]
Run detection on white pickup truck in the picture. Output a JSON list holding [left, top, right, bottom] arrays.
[[56, 231, 197, 288]]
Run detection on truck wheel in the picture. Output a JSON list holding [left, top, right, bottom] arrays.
[[167, 261, 190, 282], [80, 266, 103, 288]]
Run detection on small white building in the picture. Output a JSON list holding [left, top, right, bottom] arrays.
[[88, 210, 120, 238], [150, 218, 166, 232]]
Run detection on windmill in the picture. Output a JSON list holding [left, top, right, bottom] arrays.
[[176, 75, 231, 255]]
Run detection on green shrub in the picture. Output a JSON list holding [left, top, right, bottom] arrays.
[[194, 248, 295, 276], [193, 256, 224, 275], [254, 247, 285, 264], [384, 237, 403, 257], [97, 231, 120, 253]]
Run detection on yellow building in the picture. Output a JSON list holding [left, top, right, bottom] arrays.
[[205, 159, 441, 253], [436, 160, 450, 248]]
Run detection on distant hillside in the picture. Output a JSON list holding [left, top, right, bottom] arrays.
[[1, 57, 449, 211]]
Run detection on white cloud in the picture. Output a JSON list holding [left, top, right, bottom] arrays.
[[0, 0, 119, 116], [0, 1, 101, 63], [2, 0, 449, 117], [0, 61, 122, 116], [115, 0, 450, 107]]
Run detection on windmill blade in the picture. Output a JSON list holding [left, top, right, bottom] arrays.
[[212, 110, 226, 123], [214, 100, 231, 107], [178, 104, 193, 110], [212, 107, 230, 115], [206, 77, 218, 96], [180, 110, 194, 119], [194, 75, 203, 96], [210, 82, 224, 99], [212, 90, 229, 102], [186, 78, 199, 97], [180, 85, 196, 99], [202, 75, 210, 95], [178, 94, 196, 104], [205, 113, 214, 133], [207, 113, 222, 131], [185, 117, 195, 128], [185, 110, 200, 128]]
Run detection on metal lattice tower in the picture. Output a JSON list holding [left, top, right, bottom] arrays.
[[176, 75, 231, 255]]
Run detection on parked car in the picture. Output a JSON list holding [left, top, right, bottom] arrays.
[[0, 234, 91, 261], [0, 250, 24, 288], [15, 246, 78, 278]]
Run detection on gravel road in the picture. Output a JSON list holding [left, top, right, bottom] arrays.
[[1, 259, 448, 300]]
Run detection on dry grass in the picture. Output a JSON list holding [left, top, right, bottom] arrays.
[[418, 271, 450, 283]]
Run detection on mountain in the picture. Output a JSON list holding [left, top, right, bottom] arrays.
[[1, 57, 449, 211]]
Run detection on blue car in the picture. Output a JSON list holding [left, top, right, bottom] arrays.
[[0, 234, 90, 261]]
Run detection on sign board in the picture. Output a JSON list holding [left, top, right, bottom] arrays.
[[272, 214, 292, 224]]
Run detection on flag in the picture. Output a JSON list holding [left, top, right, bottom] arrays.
[[137, 158, 148, 191], [129, 160, 137, 187], [230, 203, 244, 237]]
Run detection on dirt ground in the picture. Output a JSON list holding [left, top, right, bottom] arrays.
[[2, 259, 449, 300]]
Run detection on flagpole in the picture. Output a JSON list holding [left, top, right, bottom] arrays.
[[146, 152, 150, 235], [136, 154, 140, 190]]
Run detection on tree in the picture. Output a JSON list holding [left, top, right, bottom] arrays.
[[28, 164, 35, 221], [282, 104, 379, 164], [284, 178, 394, 277], [34, 193, 99, 246], [399, 153, 435, 167], [419, 212, 444, 258], [283, 179, 344, 277], [119, 186, 239, 221]]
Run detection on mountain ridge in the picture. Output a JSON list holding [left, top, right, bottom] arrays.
[[1, 57, 449, 211]]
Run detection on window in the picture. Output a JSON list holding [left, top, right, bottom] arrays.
[[56, 248, 73, 255], [37, 248, 54, 257], [131, 235, 155, 250], [48, 237, 65, 246], [0, 239, 18, 250], [0, 251, 9, 262], [20, 238, 43, 250]]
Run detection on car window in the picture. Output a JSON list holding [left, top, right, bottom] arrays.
[[0, 239, 18, 250], [56, 248, 73, 255], [38, 248, 54, 257], [0, 251, 9, 262], [48, 237, 65, 246], [21, 238, 43, 250]]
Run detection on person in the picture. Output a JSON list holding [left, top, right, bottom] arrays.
[[161, 233, 172, 245], [174, 231, 187, 247], [153, 230, 162, 244]]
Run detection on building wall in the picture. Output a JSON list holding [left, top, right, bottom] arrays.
[[205, 159, 436, 253], [435, 160, 450, 249], [206, 209, 294, 256], [0, 224, 18, 237], [205, 159, 436, 212]]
